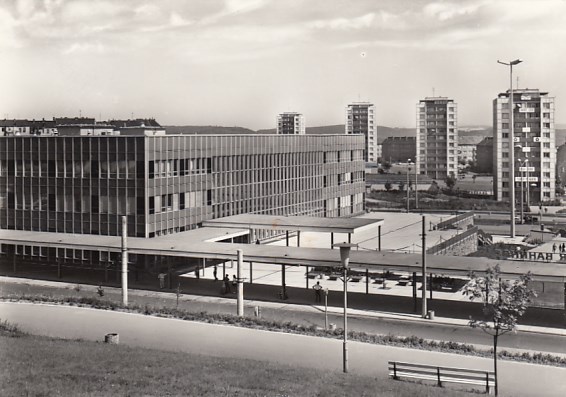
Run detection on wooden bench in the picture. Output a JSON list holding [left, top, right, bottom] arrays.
[[388, 361, 495, 394]]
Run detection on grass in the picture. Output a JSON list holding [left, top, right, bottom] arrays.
[[0, 331, 483, 397], [4, 295, 566, 368]]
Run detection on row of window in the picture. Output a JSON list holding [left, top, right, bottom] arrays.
[[148, 191, 211, 214], [0, 159, 144, 179]]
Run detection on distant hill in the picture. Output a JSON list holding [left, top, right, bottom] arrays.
[[165, 125, 257, 135]]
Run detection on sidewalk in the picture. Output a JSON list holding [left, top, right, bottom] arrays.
[[1, 275, 565, 358]]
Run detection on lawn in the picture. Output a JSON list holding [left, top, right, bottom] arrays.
[[0, 332, 481, 397]]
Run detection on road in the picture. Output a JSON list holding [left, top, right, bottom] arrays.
[[1, 302, 565, 397], [1, 280, 565, 356]]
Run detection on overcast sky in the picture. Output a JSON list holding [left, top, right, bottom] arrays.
[[1, 0, 565, 129]]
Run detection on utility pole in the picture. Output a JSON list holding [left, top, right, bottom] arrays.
[[421, 215, 427, 318]]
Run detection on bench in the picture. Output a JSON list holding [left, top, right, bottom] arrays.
[[388, 361, 495, 394]]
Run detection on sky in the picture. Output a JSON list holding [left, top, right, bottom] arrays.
[[1, 0, 565, 130]]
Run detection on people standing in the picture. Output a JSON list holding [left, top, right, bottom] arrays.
[[213, 266, 218, 281], [313, 281, 323, 303], [223, 274, 231, 294], [158, 272, 166, 289]]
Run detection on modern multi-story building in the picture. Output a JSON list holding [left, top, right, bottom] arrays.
[[476, 137, 494, 174], [493, 89, 555, 203], [276, 112, 305, 135], [416, 97, 458, 179], [345, 102, 377, 163], [381, 137, 416, 164], [0, 133, 365, 271]]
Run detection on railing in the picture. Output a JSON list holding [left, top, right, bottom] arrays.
[[388, 361, 495, 394], [427, 226, 478, 255], [436, 211, 474, 230]]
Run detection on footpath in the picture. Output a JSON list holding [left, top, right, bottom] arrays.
[[1, 275, 565, 358]]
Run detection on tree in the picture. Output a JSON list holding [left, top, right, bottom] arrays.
[[398, 180, 405, 192], [462, 265, 536, 396], [382, 161, 392, 173], [445, 174, 457, 191], [384, 181, 392, 192]]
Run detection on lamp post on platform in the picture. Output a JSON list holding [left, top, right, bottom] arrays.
[[497, 58, 523, 237]]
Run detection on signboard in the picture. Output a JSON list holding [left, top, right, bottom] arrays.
[[521, 95, 531, 100], [522, 127, 531, 133], [519, 108, 536, 113], [533, 136, 541, 142], [515, 176, 539, 182], [522, 147, 531, 152], [518, 166, 535, 172]]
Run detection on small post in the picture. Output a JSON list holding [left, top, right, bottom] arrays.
[[249, 261, 253, 284], [430, 273, 433, 300], [486, 372, 490, 394], [437, 367, 442, 387], [121, 216, 128, 306], [393, 362, 398, 379], [306, 266, 309, 289], [378, 225, 381, 251], [297, 230, 301, 247], [237, 249, 244, 317], [365, 269, 369, 294], [331, 232, 334, 249]]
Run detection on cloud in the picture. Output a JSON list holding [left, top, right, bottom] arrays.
[[423, 1, 484, 21], [63, 41, 106, 55]]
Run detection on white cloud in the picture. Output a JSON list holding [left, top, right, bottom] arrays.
[[423, 1, 484, 22]]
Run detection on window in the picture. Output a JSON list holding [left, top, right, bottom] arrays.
[[502, 113, 509, 119], [502, 123, 509, 129]]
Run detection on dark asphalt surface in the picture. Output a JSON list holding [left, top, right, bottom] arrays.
[[1, 277, 565, 355]]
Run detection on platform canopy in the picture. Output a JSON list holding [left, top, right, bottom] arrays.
[[202, 214, 382, 234], [1, 227, 565, 282]]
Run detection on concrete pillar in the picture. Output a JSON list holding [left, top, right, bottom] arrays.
[[365, 269, 369, 294], [348, 233, 351, 244], [306, 266, 309, 289], [412, 272, 418, 313], [378, 225, 382, 252], [249, 262, 253, 284], [237, 250, 244, 317], [331, 233, 334, 249], [297, 231, 301, 247], [121, 216, 129, 306], [12, 252, 16, 274]]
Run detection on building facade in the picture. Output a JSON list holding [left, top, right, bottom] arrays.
[[493, 89, 555, 203], [416, 97, 458, 180], [345, 102, 377, 163], [0, 135, 365, 239], [381, 137, 416, 164], [476, 137, 494, 174], [276, 112, 305, 135]]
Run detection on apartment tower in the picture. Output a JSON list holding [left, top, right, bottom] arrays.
[[416, 97, 458, 179], [276, 112, 305, 135], [345, 102, 377, 163], [493, 88, 555, 203]]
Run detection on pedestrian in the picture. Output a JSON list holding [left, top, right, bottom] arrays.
[[213, 266, 218, 281], [553, 243, 557, 253], [158, 272, 166, 289], [313, 281, 323, 303], [223, 274, 231, 294], [562, 243, 565, 253]]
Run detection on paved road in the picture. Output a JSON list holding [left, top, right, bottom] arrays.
[[1, 280, 565, 356], [1, 302, 565, 397]]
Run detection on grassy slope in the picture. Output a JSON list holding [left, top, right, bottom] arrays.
[[0, 333, 476, 397]]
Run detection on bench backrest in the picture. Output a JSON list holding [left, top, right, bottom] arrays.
[[388, 361, 495, 386]]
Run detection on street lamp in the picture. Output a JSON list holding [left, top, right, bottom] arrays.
[[518, 158, 529, 223], [497, 58, 523, 238], [333, 242, 357, 373]]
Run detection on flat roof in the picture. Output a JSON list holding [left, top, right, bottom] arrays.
[[1, 228, 565, 282], [202, 214, 382, 234]]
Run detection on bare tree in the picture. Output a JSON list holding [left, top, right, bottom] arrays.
[[462, 265, 536, 396]]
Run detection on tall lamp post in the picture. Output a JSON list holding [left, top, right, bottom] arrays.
[[497, 58, 523, 238], [334, 242, 357, 373], [406, 159, 413, 213]]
